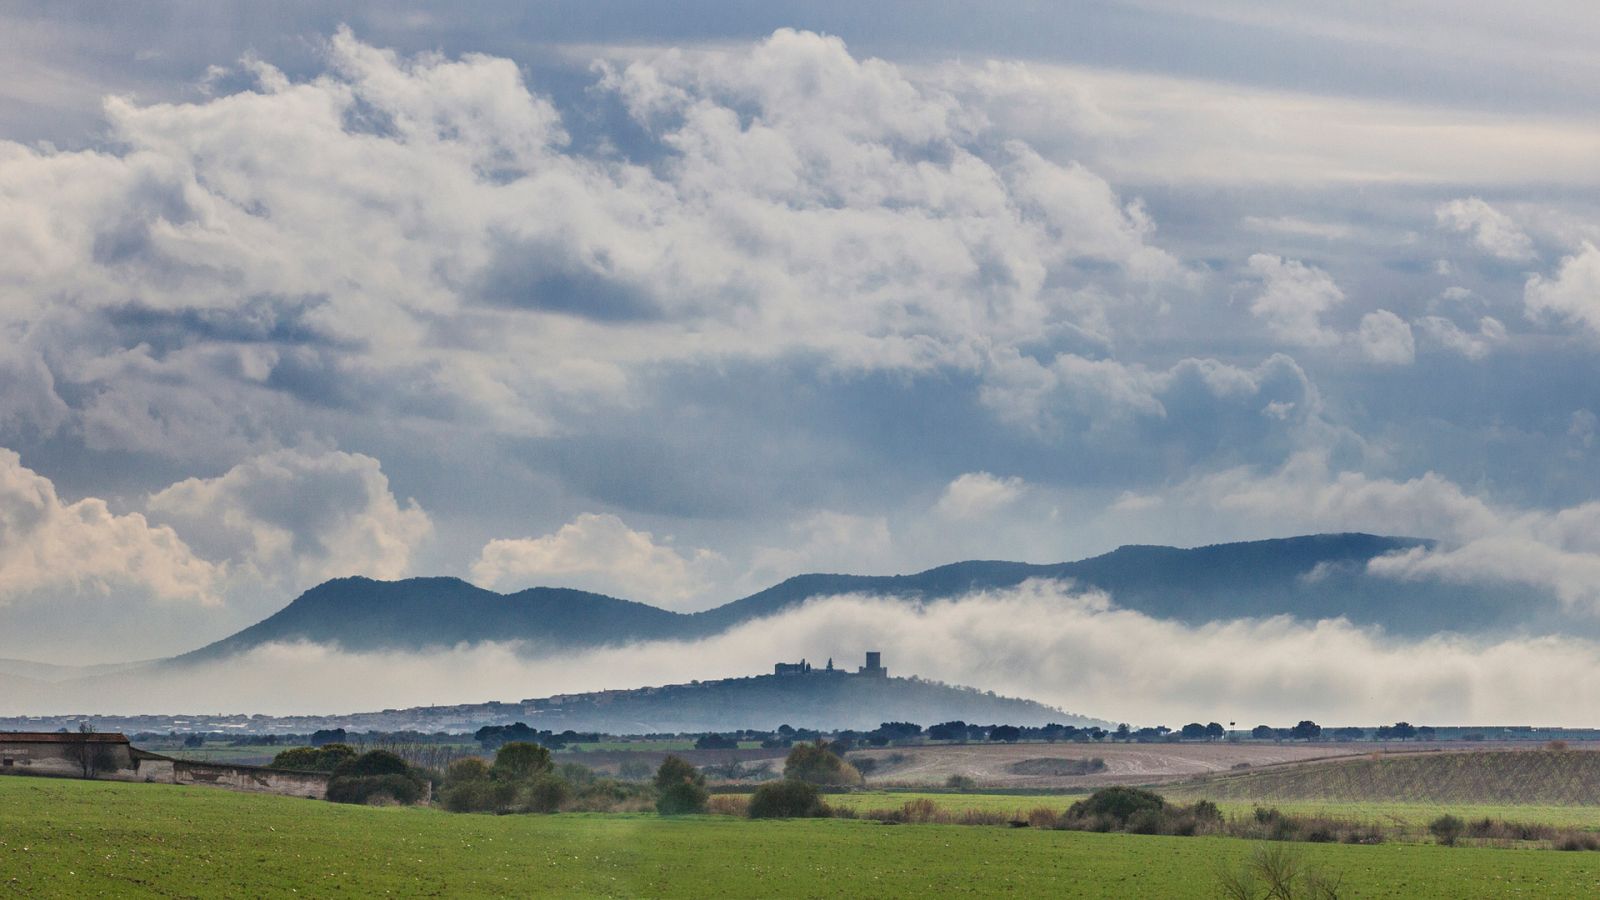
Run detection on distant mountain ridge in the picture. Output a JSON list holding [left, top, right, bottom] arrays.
[[166, 533, 1556, 664]]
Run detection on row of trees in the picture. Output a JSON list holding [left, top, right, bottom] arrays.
[[1247, 721, 1436, 742]]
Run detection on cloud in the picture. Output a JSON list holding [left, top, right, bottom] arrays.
[[471, 513, 721, 606], [1354, 310, 1415, 365], [12, 583, 1600, 725], [1525, 243, 1600, 337], [1245, 254, 1344, 347], [1436, 197, 1536, 262], [1414, 315, 1504, 360], [1150, 451, 1600, 612], [0, 448, 220, 608], [751, 511, 893, 579], [146, 447, 431, 588], [935, 472, 1026, 519]]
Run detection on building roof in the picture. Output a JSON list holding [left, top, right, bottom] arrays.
[[0, 732, 130, 744]]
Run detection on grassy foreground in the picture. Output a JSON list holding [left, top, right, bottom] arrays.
[[5, 778, 1600, 898]]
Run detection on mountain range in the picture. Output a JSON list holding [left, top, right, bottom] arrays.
[[168, 532, 1550, 665]]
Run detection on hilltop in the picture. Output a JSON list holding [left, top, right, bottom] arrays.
[[166, 533, 1546, 664]]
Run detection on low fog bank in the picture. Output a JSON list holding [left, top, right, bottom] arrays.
[[4, 581, 1598, 726]]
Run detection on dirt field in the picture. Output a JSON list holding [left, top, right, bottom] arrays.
[[848, 741, 1375, 789]]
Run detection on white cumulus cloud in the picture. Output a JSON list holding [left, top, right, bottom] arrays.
[[935, 471, 1027, 519], [146, 447, 431, 589], [1436, 197, 1536, 262], [0, 448, 220, 607], [472, 513, 721, 607]]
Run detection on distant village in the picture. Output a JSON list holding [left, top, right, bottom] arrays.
[[0, 652, 898, 736]]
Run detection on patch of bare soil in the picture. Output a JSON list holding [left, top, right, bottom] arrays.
[[851, 741, 1376, 789], [1006, 757, 1107, 777]]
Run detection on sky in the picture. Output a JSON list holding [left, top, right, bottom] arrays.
[[3, 0, 1600, 707]]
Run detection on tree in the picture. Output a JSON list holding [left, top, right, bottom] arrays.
[[1181, 723, 1207, 740], [989, 725, 1022, 743], [65, 724, 118, 779], [783, 741, 863, 786], [1391, 722, 1417, 741], [272, 743, 356, 772], [1289, 720, 1322, 741], [446, 757, 491, 783], [654, 755, 702, 790], [1250, 725, 1275, 740], [1114, 723, 1132, 742], [1206, 722, 1226, 741], [693, 733, 738, 750], [655, 758, 709, 817], [333, 750, 411, 778], [492, 742, 554, 781], [310, 728, 347, 747], [927, 721, 967, 741]]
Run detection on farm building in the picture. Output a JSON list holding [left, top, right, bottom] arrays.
[[0, 731, 331, 799], [0, 731, 136, 778]]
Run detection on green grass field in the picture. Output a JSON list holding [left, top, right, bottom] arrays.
[[6, 777, 1600, 897]]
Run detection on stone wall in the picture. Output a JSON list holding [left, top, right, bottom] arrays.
[[169, 760, 330, 799]]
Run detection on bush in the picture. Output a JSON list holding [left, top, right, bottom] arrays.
[[492, 742, 554, 781], [748, 780, 828, 818], [333, 750, 411, 778], [1067, 786, 1165, 826], [784, 741, 863, 786], [571, 779, 655, 814], [327, 773, 424, 806], [657, 780, 710, 815], [446, 757, 491, 783], [1214, 844, 1343, 899], [945, 774, 977, 791], [521, 773, 571, 813], [441, 778, 518, 813], [654, 755, 703, 790], [1429, 814, 1465, 847], [272, 743, 356, 772]]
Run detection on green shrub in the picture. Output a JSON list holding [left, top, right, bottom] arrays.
[[445, 757, 491, 783], [748, 780, 827, 818], [783, 741, 863, 786], [492, 742, 554, 781], [657, 780, 710, 815], [441, 779, 517, 813], [521, 773, 571, 813], [333, 750, 411, 779], [1429, 814, 1466, 847], [327, 773, 423, 806], [271, 743, 356, 772], [945, 774, 977, 791], [654, 755, 703, 790], [1067, 786, 1165, 826]]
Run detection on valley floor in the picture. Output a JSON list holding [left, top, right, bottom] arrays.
[[5, 777, 1600, 897]]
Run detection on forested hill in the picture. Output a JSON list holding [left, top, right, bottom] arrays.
[[168, 532, 1550, 663]]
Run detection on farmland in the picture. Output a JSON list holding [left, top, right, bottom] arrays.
[[6, 777, 1600, 897], [848, 739, 1373, 788], [1162, 749, 1600, 805]]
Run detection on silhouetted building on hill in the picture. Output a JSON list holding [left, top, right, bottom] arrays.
[[774, 652, 886, 678]]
